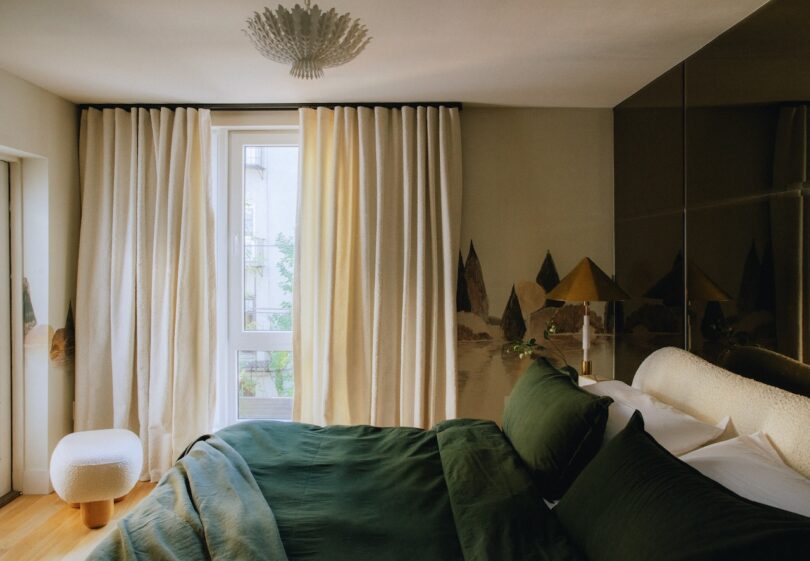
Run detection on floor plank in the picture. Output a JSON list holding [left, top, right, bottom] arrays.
[[0, 482, 155, 561]]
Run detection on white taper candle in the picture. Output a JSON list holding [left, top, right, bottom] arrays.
[[582, 313, 590, 362]]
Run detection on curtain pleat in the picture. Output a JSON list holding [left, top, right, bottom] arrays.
[[294, 106, 462, 428], [76, 107, 215, 480]]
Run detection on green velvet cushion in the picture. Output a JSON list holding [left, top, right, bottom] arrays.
[[502, 359, 612, 500], [555, 411, 810, 561]]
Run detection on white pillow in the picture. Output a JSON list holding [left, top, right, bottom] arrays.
[[680, 432, 810, 517], [583, 380, 727, 455]]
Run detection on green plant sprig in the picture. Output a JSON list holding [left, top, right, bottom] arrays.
[[508, 322, 569, 366]]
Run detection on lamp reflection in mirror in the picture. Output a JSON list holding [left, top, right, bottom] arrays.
[[644, 253, 732, 350], [546, 258, 630, 377]]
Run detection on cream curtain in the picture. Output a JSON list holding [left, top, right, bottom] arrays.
[[75, 107, 216, 480], [294, 106, 462, 428]]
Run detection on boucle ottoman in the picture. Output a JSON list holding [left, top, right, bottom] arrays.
[[50, 429, 143, 528]]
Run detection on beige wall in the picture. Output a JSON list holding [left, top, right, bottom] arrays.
[[457, 107, 614, 421], [0, 67, 79, 492], [460, 107, 614, 312]]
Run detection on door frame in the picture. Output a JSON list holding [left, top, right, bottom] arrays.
[[0, 159, 10, 499], [0, 155, 24, 499], [10, 159, 23, 495]]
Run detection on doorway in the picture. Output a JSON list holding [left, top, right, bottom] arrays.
[[0, 159, 11, 502]]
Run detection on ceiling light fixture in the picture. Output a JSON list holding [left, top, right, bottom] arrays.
[[244, 0, 372, 80]]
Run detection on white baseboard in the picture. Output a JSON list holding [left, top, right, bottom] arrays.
[[22, 468, 52, 495]]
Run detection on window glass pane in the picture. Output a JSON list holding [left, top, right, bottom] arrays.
[[238, 350, 293, 420], [243, 145, 298, 332]]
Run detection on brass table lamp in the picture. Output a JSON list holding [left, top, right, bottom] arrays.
[[546, 258, 630, 377]]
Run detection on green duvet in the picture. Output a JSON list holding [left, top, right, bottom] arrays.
[[90, 419, 583, 561]]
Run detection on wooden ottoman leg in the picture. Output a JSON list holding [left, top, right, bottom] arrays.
[[80, 499, 114, 529], [69, 502, 79, 509]]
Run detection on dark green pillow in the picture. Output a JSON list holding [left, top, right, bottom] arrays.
[[555, 411, 810, 561], [502, 359, 612, 500]]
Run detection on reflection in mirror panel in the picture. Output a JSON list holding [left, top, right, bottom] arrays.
[[615, 0, 810, 383], [685, 105, 778, 206], [614, 212, 684, 382], [686, 196, 802, 363]]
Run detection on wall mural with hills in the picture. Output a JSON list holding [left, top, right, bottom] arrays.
[[455, 241, 612, 423]]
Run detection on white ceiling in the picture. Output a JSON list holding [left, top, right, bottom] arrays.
[[0, 0, 768, 108]]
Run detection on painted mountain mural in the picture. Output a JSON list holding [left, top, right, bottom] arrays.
[[456, 244, 614, 424], [500, 285, 526, 341], [463, 241, 489, 319], [456, 244, 607, 345], [536, 251, 563, 307], [456, 251, 471, 313]]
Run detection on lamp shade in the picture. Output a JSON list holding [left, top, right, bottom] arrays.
[[546, 258, 630, 302], [644, 254, 732, 304]]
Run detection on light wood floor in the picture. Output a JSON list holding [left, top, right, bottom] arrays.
[[0, 482, 155, 561]]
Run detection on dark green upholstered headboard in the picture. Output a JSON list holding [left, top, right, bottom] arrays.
[[717, 346, 810, 398]]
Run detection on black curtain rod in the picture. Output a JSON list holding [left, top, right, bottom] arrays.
[[78, 101, 463, 111]]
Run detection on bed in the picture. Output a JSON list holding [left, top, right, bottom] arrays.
[[88, 348, 810, 560]]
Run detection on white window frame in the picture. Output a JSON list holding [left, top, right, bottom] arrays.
[[213, 120, 299, 428]]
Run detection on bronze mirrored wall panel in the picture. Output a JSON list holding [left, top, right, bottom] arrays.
[[685, 195, 802, 363], [614, 65, 684, 220], [614, 212, 684, 382], [685, 0, 810, 207], [684, 105, 778, 206], [614, 63, 685, 379], [616, 0, 810, 382], [683, 0, 810, 367], [685, 0, 810, 111]]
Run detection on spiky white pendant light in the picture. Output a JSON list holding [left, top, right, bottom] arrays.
[[244, 0, 372, 80]]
